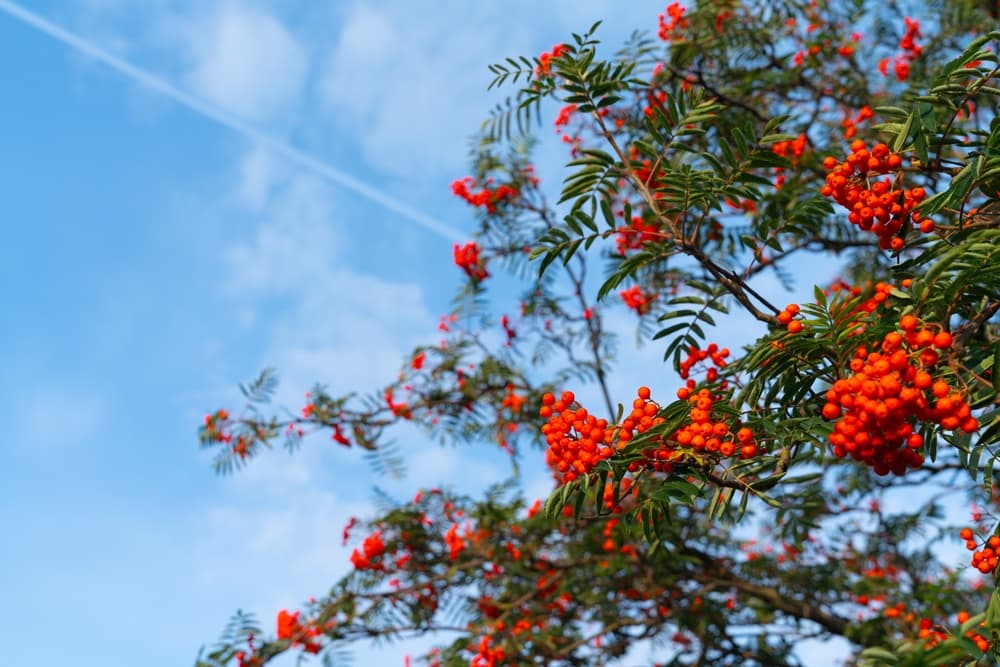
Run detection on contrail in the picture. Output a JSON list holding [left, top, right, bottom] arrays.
[[0, 0, 464, 242]]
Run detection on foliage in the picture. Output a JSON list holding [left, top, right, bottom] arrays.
[[196, 1, 1000, 665]]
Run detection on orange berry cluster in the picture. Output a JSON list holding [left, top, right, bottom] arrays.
[[822, 319, 978, 475], [916, 617, 948, 647], [820, 140, 930, 250], [542, 384, 758, 484], [961, 527, 1000, 574], [777, 303, 803, 333], [541, 391, 615, 484], [621, 386, 673, 472], [276, 609, 321, 654], [349, 531, 386, 571], [469, 635, 505, 667], [672, 386, 758, 459]]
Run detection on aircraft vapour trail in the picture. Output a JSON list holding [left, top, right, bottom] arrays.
[[0, 0, 464, 242]]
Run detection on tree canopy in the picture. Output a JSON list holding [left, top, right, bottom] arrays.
[[195, 1, 1000, 665]]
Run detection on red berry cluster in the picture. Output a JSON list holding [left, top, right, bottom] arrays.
[[469, 635, 505, 667], [384, 388, 413, 420], [657, 2, 689, 41], [535, 43, 568, 77], [276, 609, 321, 654], [349, 531, 386, 570], [451, 177, 518, 214], [820, 140, 930, 250], [453, 241, 490, 281], [203, 409, 232, 443], [615, 215, 664, 255], [878, 17, 922, 81], [541, 391, 615, 484], [678, 343, 729, 382], [444, 523, 468, 561], [620, 285, 656, 315], [961, 527, 1000, 574], [822, 318, 978, 475], [554, 103, 577, 130]]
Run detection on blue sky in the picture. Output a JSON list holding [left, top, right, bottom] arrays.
[[0, 2, 845, 665]]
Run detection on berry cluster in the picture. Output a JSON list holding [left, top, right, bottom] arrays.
[[542, 383, 756, 484], [202, 409, 232, 443], [451, 177, 518, 214], [620, 285, 656, 315], [961, 527, 1000, 574], [554, 103, 577, 130], [453, 241, 490, 281], [771, 133, 808, 189], [620, 387, 672, 472], [349, 531, 386, 570], [276, 610, 321, 654], [535, 43, 568, 77], [822, 318, 978, 475], [878, 17, 922, 81], [820, 140, 929, 250], [672, 387, 758, 459], [678, 343, 729, 382], [657, 2, 689, 41], [771, 133, 807, 162], [615, 215, 664, 255], [841, 105, 873, 140], [541, 391, 615, 484], [777, 303, 803, 333], [470, 635, 505, 667], [444, 523, 466, 561]]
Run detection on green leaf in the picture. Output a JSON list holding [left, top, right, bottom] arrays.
[[892, 111, 914, 153]]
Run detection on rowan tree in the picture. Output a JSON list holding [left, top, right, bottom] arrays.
[[195, 1, 1000, 665]]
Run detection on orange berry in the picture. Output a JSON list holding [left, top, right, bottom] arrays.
[[932, 331, 953, 349]]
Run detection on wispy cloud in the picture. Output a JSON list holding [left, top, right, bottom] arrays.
[[0, 0, 462, 242], [179, 4, 308, 123], [319, 2, 530, 177]]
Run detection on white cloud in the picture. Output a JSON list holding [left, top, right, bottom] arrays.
[[180, 3, 308, 122], [194, 484, 372, 611], [235, 144, 276, 209], [224, 171, 342, 296], [318, 3, 529, 176]]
